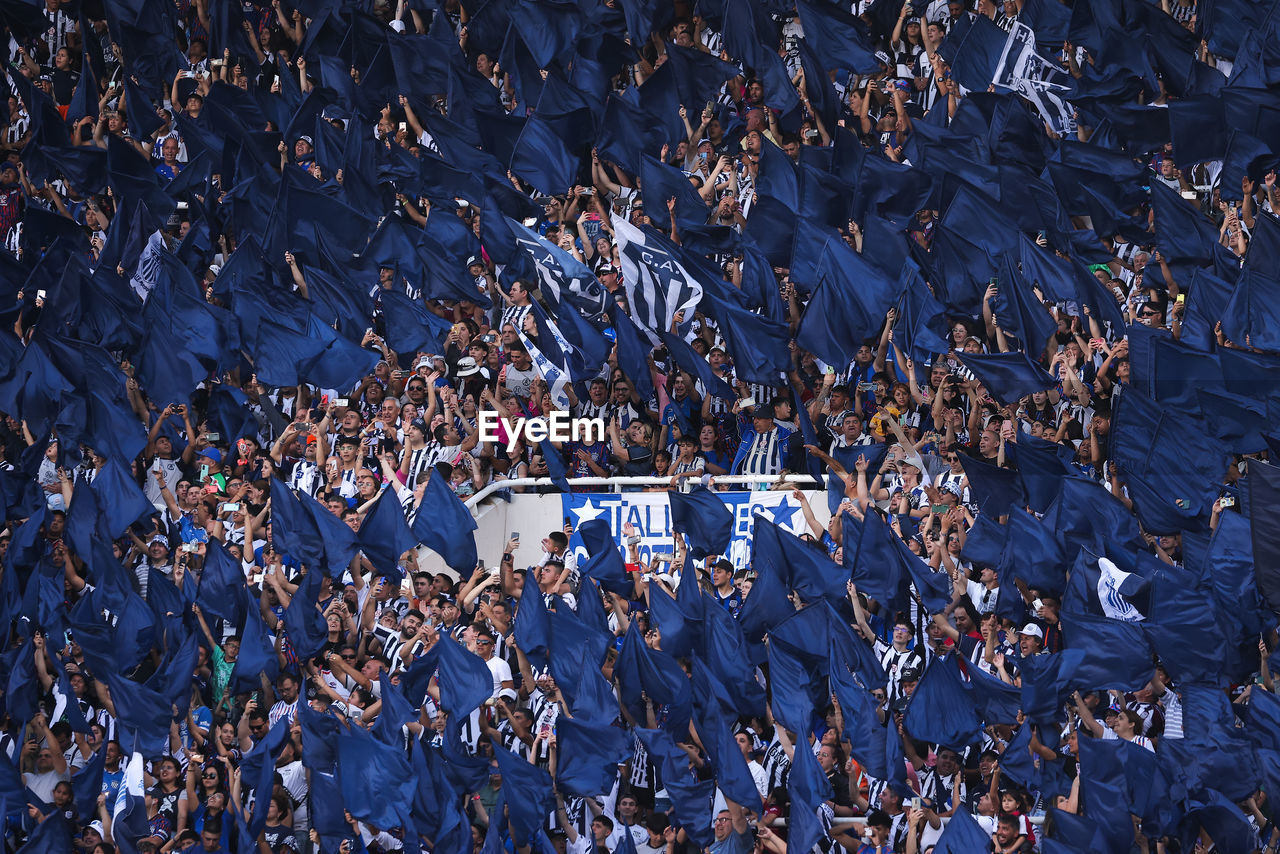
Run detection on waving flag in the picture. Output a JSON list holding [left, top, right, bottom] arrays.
[[507, 216, 607, 318], [611, 214, 703, 343]]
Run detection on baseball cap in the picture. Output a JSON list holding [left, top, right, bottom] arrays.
[[456, 357, 481, 377], [466, 255, 482, 267], [1019, 623, 1044, 640], [900, 664, 921, 683], [298, 135, 314, 146], [199, 447, 222, 465]]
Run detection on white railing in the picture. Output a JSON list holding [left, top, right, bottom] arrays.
[[771, 814, 1044, 828], [464, 474, 823, 508]]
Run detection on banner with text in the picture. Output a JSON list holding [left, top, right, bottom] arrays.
[[562, 490, 822, 569]]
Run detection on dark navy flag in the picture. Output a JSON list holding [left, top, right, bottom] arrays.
[[612, 215, 703, 343], [299, 486, 362, 574], [512, 581, 550, 666], [903, 655, 982, 751], [669, 485, 732, 560], [615, 623, 693, 735], [492, 743, 555, 845], [356, 486, 419, 582], [992, 252, 1057, 353], [1250, 460, 1280, 616], [1008, 432, 1079, 514], [281, 568, 329, 660], [648, 582, 697, 661], [932, 805, 994, 854], [373, 672, 418, 745], [797, 238, 897, 367], [787, 728, 834, 854], [794, 0, 881, 74], [337, 726, 415, 833], [232, 584, 280, 692], [434, 630, 495, 719], [700, 599, 767, 716], [737, 527, 793, 640], [754, 514, 847, 604], [689, 662, 762, 813], [92, 457, 155, 537], [16, 812, 73, 853], [955, 350, 1056, 403], [894, 261, 952, 362], [507, 216, 607, 318], [553, 715, 629, 797], [999, 508, 1068, 594], [1056, 611, 1155, 693], [843, 509, 905, 610], [607, 300, 656, 402], [411, 470, 479, 573], [1041, 476, 1144, 554]]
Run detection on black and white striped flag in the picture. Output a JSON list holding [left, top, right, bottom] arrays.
[[611, 214, 703, 344]]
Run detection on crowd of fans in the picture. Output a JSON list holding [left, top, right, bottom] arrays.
[[0, 0, 1275, 852]]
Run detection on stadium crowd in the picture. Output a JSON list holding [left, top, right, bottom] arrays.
[[0, 0, 1276, 852]]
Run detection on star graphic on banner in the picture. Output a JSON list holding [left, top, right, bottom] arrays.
[[767, 498, 800, 531], [571, 502, 608, 526]]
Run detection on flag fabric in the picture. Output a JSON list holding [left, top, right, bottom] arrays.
[[356, 486, 420, 582], [612, 214, 703, 342], [669, 485, 732, 560]]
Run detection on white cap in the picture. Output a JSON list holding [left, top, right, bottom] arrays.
[[1019, 623, 1044, 640]]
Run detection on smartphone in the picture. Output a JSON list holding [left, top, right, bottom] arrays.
[[1089, 338, 1105, 348], [856, 381, 876, 392], [205, 432, 221, 442], [1033, 598, 1044, 611], [824, 365, 836, 375], [1175, 293, 1185, 304], [398, 122, 407, 133], [36, 290, 46, 300], [704, 99, 715, 114], [511, 532, 520, 543], [1221, 495, 1236, 508], [335, 398, 350, 407], [320, 394, 330, 408], [930, 504, 947, 514], [911, 797, 922, 810], [182, 542, 198, 553], [477, 559, 486, 572], [738, 396, 757, 410], [220, 502, 240, 513], [199, 464, 209, 482], [641, 572, 653, 581]]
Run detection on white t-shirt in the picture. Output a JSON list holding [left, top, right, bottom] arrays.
[[486, 656, 515, 700]]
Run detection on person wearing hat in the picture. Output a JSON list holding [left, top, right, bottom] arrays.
[[1017, 623, 1045, 657], [193, 442, 227, 494], [709, 558, 743, 618], [731, 400, 793, 476]]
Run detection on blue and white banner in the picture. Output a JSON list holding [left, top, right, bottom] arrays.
[[508, 217, 608, 319], [517, 327, 572, 411], [612, 214, 703, 344], [563, 489, 816, 568]]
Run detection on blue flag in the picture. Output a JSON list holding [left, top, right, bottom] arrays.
[[356, 486, 419, 581], [411, 470, 479, 573], [903, 654, 982, 751], [492, 743, 555, 845]]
